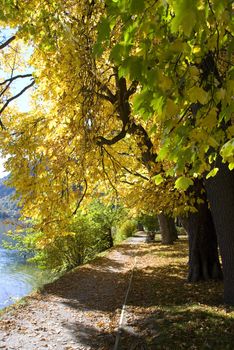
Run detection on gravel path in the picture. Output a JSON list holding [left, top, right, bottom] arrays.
[[0, 235, 149, 350]]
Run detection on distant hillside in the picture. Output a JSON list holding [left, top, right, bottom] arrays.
[[0, 176, 19, 219], [0, 177, 14, 197]]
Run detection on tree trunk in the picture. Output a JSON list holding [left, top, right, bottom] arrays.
[[106, 228, 114, 248], [205, 159, 234, 305], [137, 222, 144, 231], [158, 213, 177, 244], [169, 217, 178, 240], [182, 180, 223, 282]]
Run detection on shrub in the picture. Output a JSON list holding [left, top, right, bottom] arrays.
[[5, 200, 129, 272], [115, 219, 137, 244], [137, 214, 159, 232]]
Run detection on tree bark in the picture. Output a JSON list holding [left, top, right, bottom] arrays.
[[182, 180, 223, 282], [158, 213, 177, 244], [169, 217, 178, 241], [105, 227, 114, 248], [137, 222, 144, 231], [205, 158, 234, 305]]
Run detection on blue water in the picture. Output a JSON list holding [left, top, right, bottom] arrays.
[[0, 224, 50, 310]]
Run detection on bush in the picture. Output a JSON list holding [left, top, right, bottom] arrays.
[[115, 219, 137, 243], [137, 214, 159, 232], [6, 200, 129, 272]]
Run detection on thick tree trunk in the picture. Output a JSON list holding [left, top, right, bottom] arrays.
[[205, 159, 234, 305], [158, 213, 177, 244], [181, 180, 223, 282], [169, 217, 178, 241], [137, 222, 144, 231], [106, 228, 114, 248]]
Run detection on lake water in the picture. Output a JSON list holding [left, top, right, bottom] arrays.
[[0, 221, 50, 310]]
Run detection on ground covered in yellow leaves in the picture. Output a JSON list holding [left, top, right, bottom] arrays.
[[0, 236, 234, 350]]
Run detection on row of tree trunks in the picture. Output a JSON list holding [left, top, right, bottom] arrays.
[[205, 158, 234, 305]]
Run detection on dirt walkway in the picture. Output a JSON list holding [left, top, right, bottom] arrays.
[[1, 237, 232, 350], [0, 235, 153, 350]]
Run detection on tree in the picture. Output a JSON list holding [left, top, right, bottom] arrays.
[[0, 1, 233, 303], [158, 213, 177, 245], [95, 0, 233, 300], [0, 31, 35, 122], [205, 156, 234, 304], [181, 179, 222, 282]]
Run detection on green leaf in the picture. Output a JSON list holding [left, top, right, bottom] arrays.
[[130, 0, 145, 14], [133, 90, 154, 119], [220, 139, 234, 163], [175, 177, 194, 191], [206, 167, 219, 179], [121, 56, 143, 80], [170, 1, 197, 36], [110, 44, 125, 64], [150, 95, 165, 116], [153, 174, 164, 185], [157, 144, 169, 161], [97, 18, 111, 42], [93, 42, 104, 57], [165, 98, 178, 117]]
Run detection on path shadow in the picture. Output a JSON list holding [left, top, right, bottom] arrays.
[[40, 241, 231, 349], [62, 306, 234, 350]]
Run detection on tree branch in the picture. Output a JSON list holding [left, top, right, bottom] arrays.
[[96, 92, 116, 103], [103, 146, 150, 181], [96, 124, 128, 146], [0, 35, 16, 50], [0, 74, 33, 86], [126, 80, 138, 98], [0, 79, 35, 119], [72, 179, 88, 215]]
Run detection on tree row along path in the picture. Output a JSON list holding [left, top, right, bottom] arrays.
[[0, 235, 233, 350]]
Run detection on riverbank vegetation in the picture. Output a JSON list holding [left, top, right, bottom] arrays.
[[4, 199, 139, 272]]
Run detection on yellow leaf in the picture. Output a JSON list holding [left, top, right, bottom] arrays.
[[206, 168, 219, 179], [187, 86, 209, 105], [215, 88, 226, 100], [165, 98, 178, 117], [200, 108, 217, 129]]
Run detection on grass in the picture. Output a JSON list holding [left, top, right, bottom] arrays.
[[123, 238, 234, 349]]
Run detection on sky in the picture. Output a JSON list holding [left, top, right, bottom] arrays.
[[0, 159, 7, 178], [0, 28, 33, 178], [0, 84, 32, 178]]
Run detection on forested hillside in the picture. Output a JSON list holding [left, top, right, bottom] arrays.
[[0, 176, 18, 219]]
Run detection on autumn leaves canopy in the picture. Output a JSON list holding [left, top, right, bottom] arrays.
[[0, 0, 233, 240]]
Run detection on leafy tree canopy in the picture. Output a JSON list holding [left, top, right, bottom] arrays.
[[0, 0, 232, 241]]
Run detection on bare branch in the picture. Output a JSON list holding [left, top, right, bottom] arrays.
[[95, 92, 115, 103], [96, 124, 128, 146], [72, 179, 88, 215], [0, 74, 33, 86], [96, 81, 116, 103], [101, 149, 118, 196], [103, 146, 150, 181], [0, 35, 16, 50], [0, 79, 35, 118], [126, 80, 138, 98]]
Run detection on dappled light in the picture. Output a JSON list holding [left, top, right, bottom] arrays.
[[0, 1, 233, 349]]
